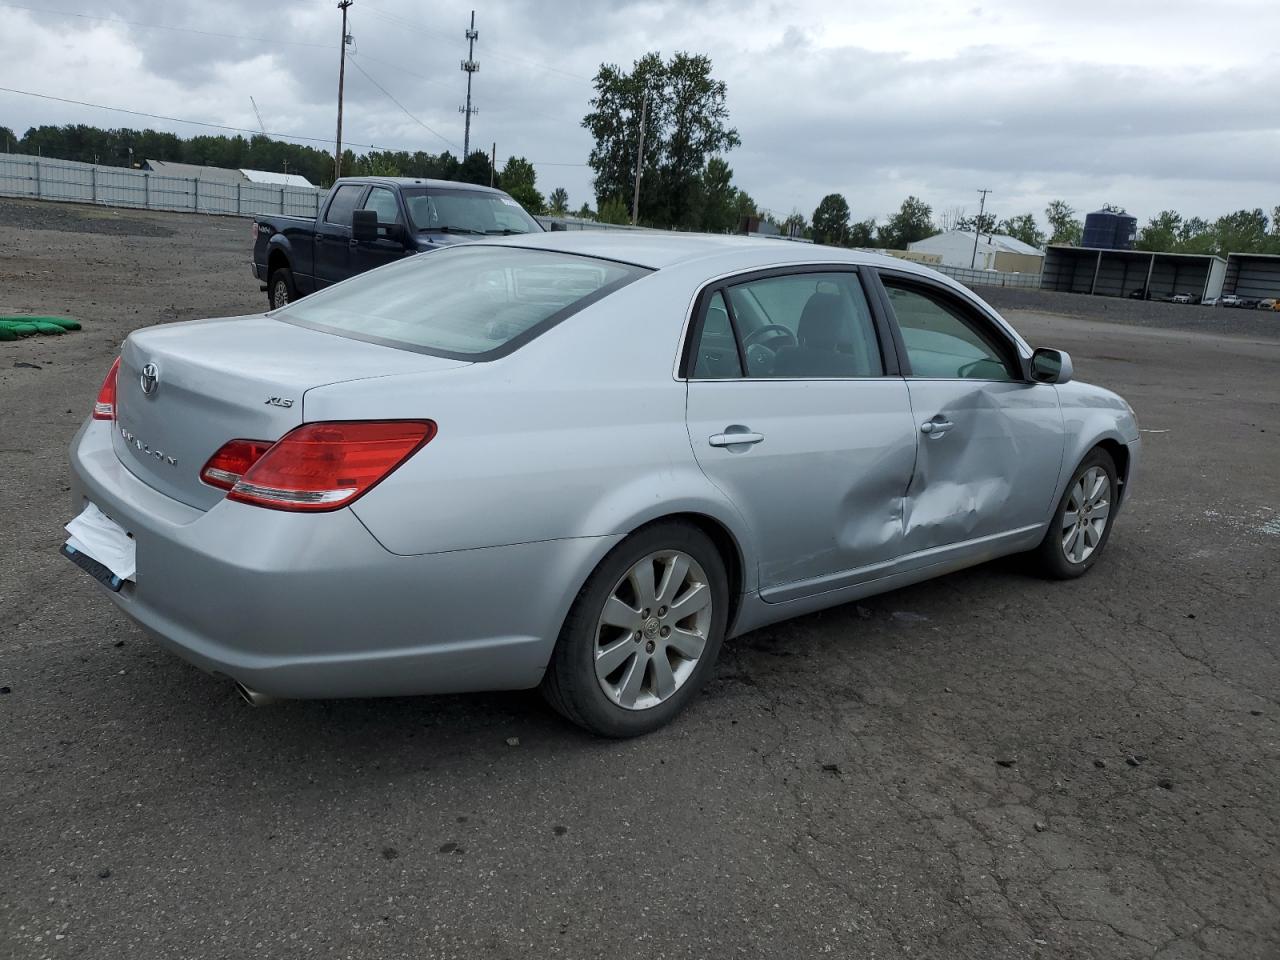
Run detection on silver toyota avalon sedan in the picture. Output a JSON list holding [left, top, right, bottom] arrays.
[[65, 232, 1139, 736]]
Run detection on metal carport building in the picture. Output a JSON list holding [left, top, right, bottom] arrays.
[[1040, 245, 1226, 301], [1223, 253, 1280, 300]]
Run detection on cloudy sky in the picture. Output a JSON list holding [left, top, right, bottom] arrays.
[[2, 0, 1278, 229]]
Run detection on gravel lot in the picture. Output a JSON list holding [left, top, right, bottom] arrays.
[[2, 198, 1278, 959]]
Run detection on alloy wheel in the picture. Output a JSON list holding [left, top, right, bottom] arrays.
[[1062, 466, 1111, 564], [272, 280, 289, 308], [594, 550, 713, 710]]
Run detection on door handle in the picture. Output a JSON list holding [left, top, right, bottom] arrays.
[[349, 238, 359, 247], [709, 431, 764, 447], [920, 418, 954, 436]]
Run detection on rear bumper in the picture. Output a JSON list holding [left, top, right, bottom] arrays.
[[68, 420, 618, 699]]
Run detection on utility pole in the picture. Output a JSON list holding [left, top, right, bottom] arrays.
[[334, 0, 353, 182], [631, 94, 648, 226], [490, 142, 496, 187], [970, 188, 991, 268], [459, 11, 479, 157]]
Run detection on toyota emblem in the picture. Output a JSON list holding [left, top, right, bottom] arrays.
[[140, 362, 160, 396]]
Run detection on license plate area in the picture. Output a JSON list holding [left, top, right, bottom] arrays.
[[61, 542, 125, 592]]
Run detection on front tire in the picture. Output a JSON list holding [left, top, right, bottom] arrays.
[[268, 267, 297, 310], [541, 522, 729, 738], [1033, 448, 1118, 579]]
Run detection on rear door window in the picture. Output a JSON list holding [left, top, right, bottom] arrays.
[[275, 246, 648, 359], [722, 272, 883, 378], [324, 184, 365, 226]]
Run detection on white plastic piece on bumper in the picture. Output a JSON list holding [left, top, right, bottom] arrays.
[[65, 501, 137, 582]]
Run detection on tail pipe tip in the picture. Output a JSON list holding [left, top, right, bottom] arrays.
[[235, 681, 280, 707]]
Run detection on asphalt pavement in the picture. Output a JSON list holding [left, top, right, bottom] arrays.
[[1, 199, 1278, 959]]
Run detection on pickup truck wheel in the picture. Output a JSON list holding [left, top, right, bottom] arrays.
[[268, 268, 296, 310]]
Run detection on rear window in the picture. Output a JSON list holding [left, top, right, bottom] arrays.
[[273, 246, 648, 359]]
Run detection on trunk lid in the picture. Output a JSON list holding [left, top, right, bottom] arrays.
[[114, 314, 467, 509]]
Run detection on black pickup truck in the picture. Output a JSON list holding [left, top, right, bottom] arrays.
[[251, 176, 546, 309]]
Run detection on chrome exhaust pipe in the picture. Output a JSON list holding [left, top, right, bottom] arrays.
[[234, 680, 280, 707]]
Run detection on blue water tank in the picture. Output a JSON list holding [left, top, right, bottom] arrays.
[[1082, 209, 1138, 249]]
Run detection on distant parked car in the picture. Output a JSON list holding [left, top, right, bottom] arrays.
[[1169, 293, 1199, 304], [1221, 294, 1259, 309], [1259, 298, 1279, 311], [1127, 288, 1148, 300], [1202, 296, 1222, 307]]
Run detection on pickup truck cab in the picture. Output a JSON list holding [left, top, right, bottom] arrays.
[[252, 176, 545, 308]]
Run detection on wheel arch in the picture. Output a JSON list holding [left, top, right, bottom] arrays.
[[267, 245, 291, 276], [625, 511, 749, 638]]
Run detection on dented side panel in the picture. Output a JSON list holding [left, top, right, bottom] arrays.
[[900, 380, 1065, 554], [685, 378, 917, 593]]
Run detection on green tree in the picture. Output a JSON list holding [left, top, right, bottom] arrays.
[[499, 155, 544, 212], [1212, 208, 1268, 255], [811, 193, 851, 246], [847, 217, 877, 247], [548, 187, 569, 216], [877, 196, 934, 249], [956, 211, 996, 235], [734, 189, 758, 225], [780, 210, 808, 239], [998, 213, 1046, 248], [597, 196, 631, 224], [1177, 216, 1214, 254], [1045, 200, 1082, 245], [499, 156, 536, 191], [583, 50, 738, 226], [574, 202, 594, 219], [0, 125, 16, 152], [457, 150, 493, 186], [1136, 210, 1182, 252], [699, 157, 739, 233]]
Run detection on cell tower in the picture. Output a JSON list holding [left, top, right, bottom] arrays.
[[459, 10, 479, 157]]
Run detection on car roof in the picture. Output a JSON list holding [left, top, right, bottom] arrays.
[[472, 229, 949, 274], [335, 176, 509, 195]]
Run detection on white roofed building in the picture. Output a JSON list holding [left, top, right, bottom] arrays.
[[909, 231, 1044, 273]]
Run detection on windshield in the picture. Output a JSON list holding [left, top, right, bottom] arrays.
[[273, 246, 647, 359], [401, 187, 542, 235]]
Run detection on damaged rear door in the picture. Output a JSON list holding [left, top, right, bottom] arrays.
[[875, 274, 1064, 557], [683, 267, 917, 601]]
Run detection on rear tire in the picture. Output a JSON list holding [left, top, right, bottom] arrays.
[[541, 521, 729, 738], [268, 268, 296, 310], [1033, 448, 1118, 579]]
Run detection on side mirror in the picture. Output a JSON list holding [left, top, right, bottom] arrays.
[[351, 208, 378, 243], [1030, 348, 1073, 385]]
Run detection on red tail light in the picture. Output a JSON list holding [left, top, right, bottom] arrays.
[[200, 439, 274, 489], [92, 357, 121, 420], [218, 420, 436, 512]]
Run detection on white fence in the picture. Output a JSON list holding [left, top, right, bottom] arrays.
[[931, 262, 1042, 290], [0, 152, 324, 218]]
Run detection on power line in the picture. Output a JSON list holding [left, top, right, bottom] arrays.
[[343, 57, 460, 152], [0, 85, 346, 146], [0, 85, 582, 167], [0, 1, 329, 49]]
